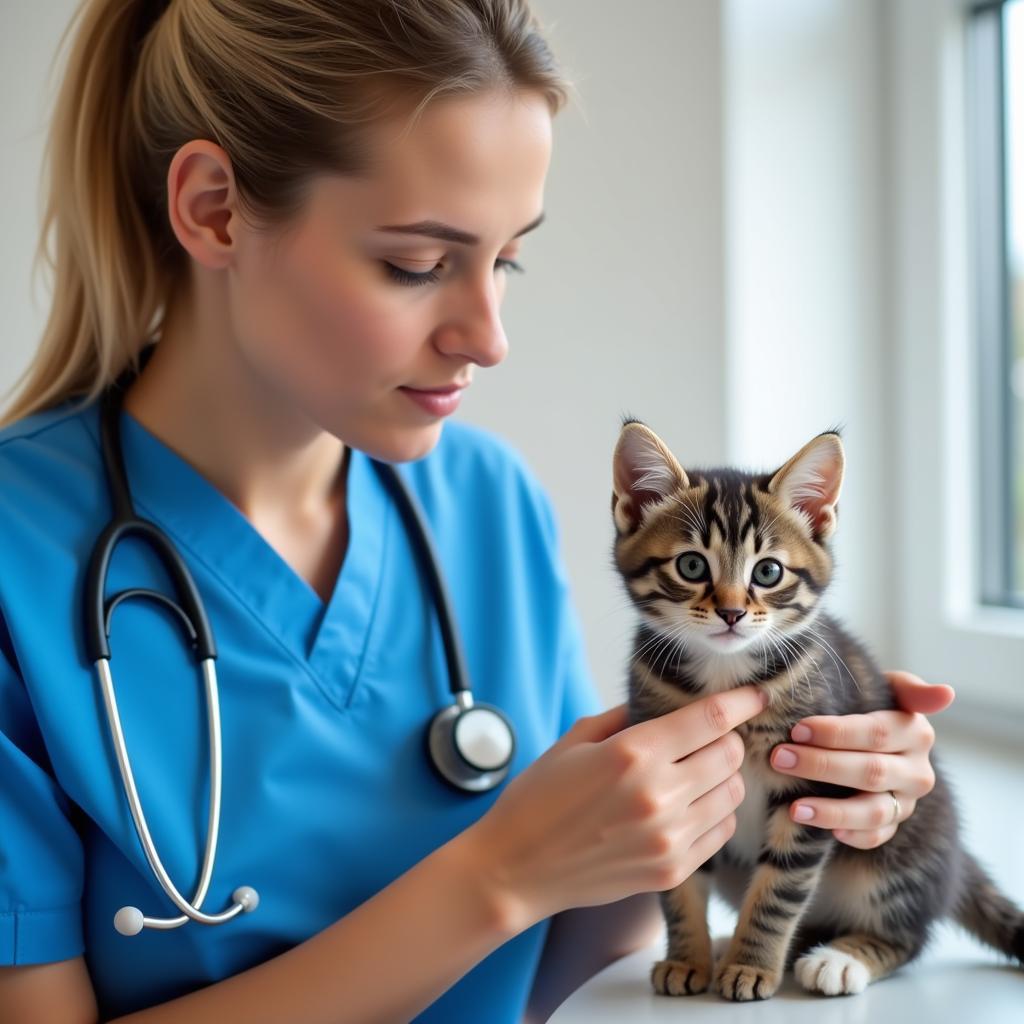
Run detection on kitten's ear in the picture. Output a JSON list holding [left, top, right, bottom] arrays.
[[768, 431, 845, 541], [612, 421, 689, 534]]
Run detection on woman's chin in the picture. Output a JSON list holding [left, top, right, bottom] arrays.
[[355, 422, 445, 464]]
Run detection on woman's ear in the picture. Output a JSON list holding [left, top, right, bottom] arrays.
[[767, 431, 845, 541], [612, 420, 688, 535]]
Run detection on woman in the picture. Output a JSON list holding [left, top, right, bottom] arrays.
[[0, 1, 951, 1022]]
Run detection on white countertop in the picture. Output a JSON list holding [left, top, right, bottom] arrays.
[[550, 912, 1022, 1022]]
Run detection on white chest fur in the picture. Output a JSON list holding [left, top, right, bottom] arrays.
[[729, 760, 769, 865]]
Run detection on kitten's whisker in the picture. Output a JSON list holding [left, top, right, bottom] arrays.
[[669, 502, 706, 541], [795, 626, 859, 699], [632, 621, 683, 684], [763, 628, 798, 702], [630, 621, 678, 664], [655, 621, 691, 680], [758, 504, 792, 541], [687, 490, 708, 534], [800, 624, 860, 691], [768, 626, 815, 702], [663, 510, 703, 544]]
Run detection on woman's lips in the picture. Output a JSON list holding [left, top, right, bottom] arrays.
[[399, 385, 465, 417]]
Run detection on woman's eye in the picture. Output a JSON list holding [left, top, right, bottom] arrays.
[[752, 559, 783, 587], [495, 257, 525, 276], [383, 257, 525, 288], [676, 552, 710, 582]]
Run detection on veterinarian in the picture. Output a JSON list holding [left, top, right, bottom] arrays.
[[0, 1, 953, 1021]]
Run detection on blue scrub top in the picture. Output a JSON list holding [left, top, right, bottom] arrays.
[[0, 398, 603, 1022]]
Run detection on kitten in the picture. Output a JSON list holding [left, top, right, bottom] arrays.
[[611, 419, 1024, 1001]]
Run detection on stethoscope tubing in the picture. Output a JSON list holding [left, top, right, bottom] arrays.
[[87, 345, 514, 936], [88, 352, 258, 932], [94, 657, 249, 928]]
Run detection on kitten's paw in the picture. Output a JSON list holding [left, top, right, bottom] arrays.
[[795, 945, 870, 996], [713, 962, 781, 1001], [650, 959, 711, 996]]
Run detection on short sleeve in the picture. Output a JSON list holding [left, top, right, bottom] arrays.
[[0, 611, 85, 965]]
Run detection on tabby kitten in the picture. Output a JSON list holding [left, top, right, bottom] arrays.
[[611, 419, 1024, 1001]]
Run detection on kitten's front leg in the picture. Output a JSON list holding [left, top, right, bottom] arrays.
[[651, 866, 713, 996], [714, 810, 834, 1001]]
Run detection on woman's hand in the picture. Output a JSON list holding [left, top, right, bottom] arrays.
[[465, 687, 769, 931], [769, 670, 955, 849]]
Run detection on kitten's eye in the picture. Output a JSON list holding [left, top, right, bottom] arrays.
[[677, 552, 710, 582], [752, 559, 783, 587]]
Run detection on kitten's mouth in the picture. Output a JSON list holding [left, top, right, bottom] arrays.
[[706, 627, 751, 649]]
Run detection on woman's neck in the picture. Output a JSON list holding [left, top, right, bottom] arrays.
[[122, 283, 348, 525]]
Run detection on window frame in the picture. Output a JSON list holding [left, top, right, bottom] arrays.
[[890, 0, 1024, 732], [970, 0, 1023, 609]]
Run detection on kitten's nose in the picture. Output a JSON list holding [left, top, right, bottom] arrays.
[[716, 607, 747, 627]]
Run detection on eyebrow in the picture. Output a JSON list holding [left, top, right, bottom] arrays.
[[375, 211, 545, 246]]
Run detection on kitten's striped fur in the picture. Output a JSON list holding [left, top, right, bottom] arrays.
[[611, 419, 1024, 1000]]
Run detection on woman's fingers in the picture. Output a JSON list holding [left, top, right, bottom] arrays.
[[564, 703, 631, 745], [685, 811, 739, 871], [787, 789, 915, 832], [832, 823, 900, 850], [769, 743, 918, 794], [785, 710, 934, 755], [685, 771, 746, 836], [677, 731, 746, 800], [883, 670, 956, 715], [627, 685, 766, 762]]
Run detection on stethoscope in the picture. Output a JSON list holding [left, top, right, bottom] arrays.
[[85, 344, 516, 937]]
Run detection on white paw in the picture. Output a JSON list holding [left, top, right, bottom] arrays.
[[795, 945, 870, 996]]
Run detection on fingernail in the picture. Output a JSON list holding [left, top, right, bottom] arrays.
[[774, 747, 798, 769], [791, 724, 812, 743], [759, 689, 771, 708], [793, 803, 815, 821]]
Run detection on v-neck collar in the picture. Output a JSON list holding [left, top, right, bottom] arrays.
[[79, 403, 391, 705]]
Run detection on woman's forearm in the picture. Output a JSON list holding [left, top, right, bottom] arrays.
[[108, 830, 524, 1024]]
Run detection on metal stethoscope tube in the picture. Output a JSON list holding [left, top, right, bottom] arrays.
[[96, 654, 259, 935]]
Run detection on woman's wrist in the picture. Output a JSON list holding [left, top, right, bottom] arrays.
[[446, 821, 545, 943]]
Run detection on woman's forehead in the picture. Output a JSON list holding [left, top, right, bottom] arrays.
[[311, 91, 552, 240]]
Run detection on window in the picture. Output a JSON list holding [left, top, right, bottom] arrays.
[[971, 0, 1024, 608]]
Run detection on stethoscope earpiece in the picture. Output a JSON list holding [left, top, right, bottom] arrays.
[[91, 346, 517, 936], [113, 886, 260, 937]]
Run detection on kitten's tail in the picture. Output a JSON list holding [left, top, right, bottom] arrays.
[[953, 852, 1024, 964]]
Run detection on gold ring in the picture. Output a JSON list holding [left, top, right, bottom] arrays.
[[888, 790, 901, 824]]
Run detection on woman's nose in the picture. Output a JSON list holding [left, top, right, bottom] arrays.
[[434, 273, 509, 368]]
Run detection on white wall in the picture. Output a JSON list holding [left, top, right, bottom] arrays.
[[5, 1, 979, 714], [462, 0, 728, 706], [723, 0, 892, 663], [0, 1, 78, 395], [479, 0, 895, 703]]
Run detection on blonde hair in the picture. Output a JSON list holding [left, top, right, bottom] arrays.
[[1, 0, 571, 426]]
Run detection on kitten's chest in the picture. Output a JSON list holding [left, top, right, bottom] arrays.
[[727, 728, 786, 865], [731, 761, 770, 863]]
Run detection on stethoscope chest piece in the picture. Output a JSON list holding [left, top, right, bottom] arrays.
[[428, 696, 515, 793]]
